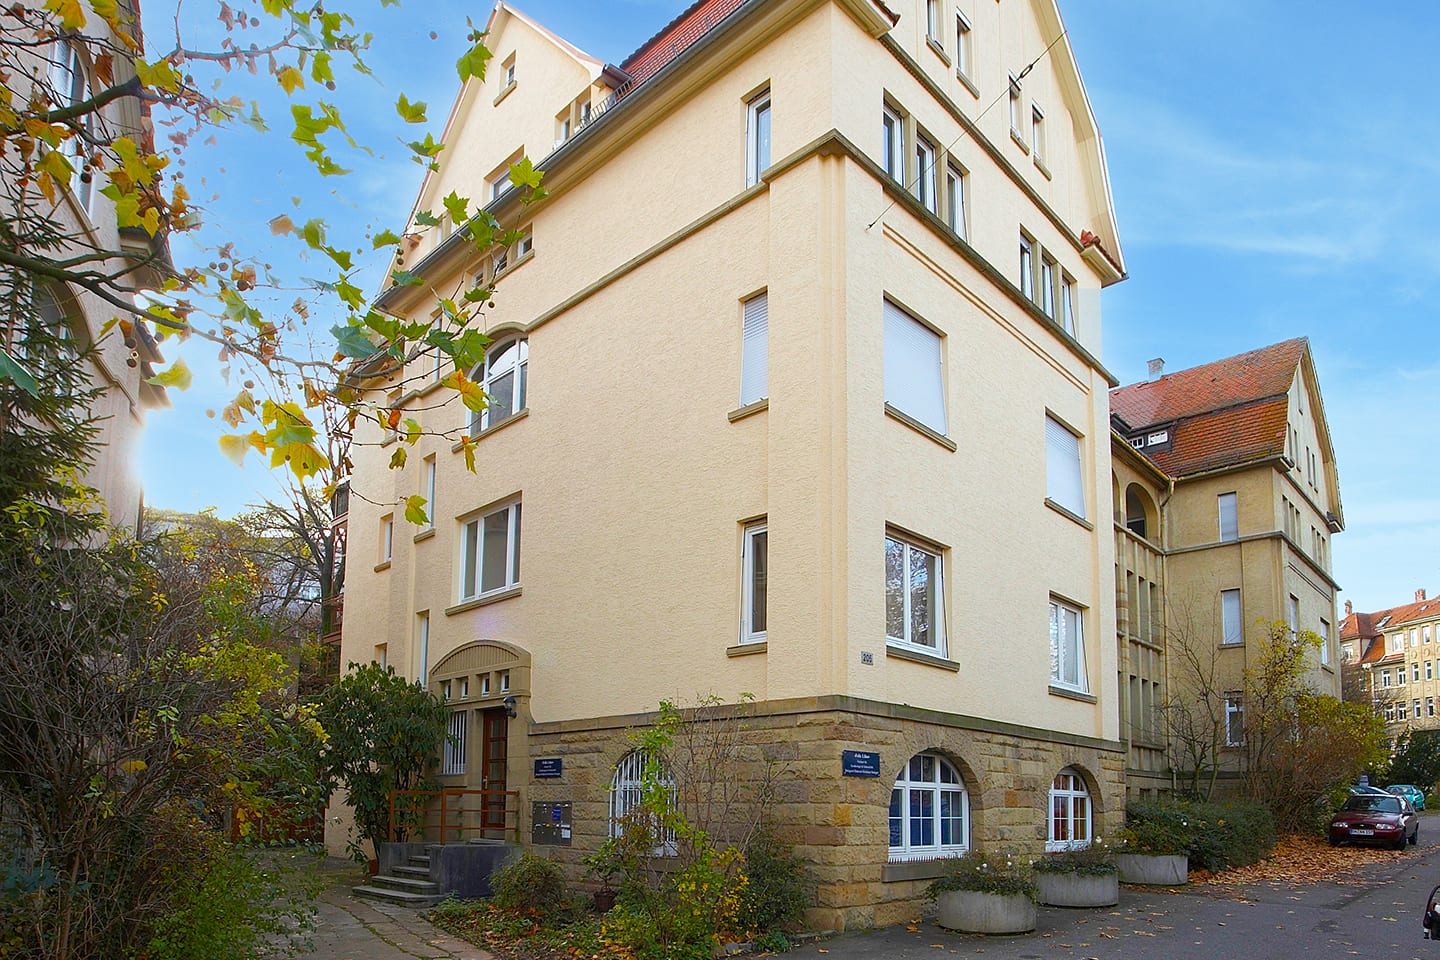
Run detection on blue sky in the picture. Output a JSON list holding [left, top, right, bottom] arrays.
[[136, 0, 1436, 613]]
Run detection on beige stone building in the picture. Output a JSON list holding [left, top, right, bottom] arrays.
[[1110, 339, 1344, 795], [338, 0, 1130, 928], [1343, 592, 1440, 737], [3, 2, 168, 535]]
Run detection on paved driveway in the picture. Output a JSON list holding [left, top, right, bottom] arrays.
[[300, 861, 490, 960]]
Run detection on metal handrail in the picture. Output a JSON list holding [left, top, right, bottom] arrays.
[[388, 787, 519, 844]]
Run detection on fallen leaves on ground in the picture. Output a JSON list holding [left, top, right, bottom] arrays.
[[1191, 834, 1419, 888]]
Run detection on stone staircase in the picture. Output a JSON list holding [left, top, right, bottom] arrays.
[[353, 850, 446, 907]]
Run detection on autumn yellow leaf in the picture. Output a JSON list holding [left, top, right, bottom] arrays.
[[218, 433, 251, 466], [39, 149, 74, 184], [44, 0, 86, 30], [277, 66, 305, 95]]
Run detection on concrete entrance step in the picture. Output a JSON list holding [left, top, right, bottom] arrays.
[[351, 882, 446, 908]]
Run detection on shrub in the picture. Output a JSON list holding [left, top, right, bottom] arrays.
[[926, 850, 1036, 900], [1031, 840, 1116, 876], [1123, 800, 1275, 871], [491, 853, 568, 919], [736, 828, 809, 932]]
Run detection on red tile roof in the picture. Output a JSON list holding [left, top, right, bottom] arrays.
[[1344, 598, 1440, 667], [620, 0, 748, 91], [1110, 338, 1307, 478]]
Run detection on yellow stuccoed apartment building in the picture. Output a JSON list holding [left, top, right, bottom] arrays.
[[337, 0, 1132, 928]]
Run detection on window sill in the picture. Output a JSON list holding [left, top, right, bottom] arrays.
[[452, 408, 529, 453], [1033, 156, 1052, 181], [493, 81, 516, 106], [374, 560, 392, 572], [925, 36, 950, 66], [886, 645, 960, 672], [956, 70, 979, 100], [414, 527, 435, 543], [728, 398, 768, 422], [493, 248, 535, 283], [1010, 128, 1030, 154], [884, 403, 956, 451], [727, 641, 767, 658], [1219, 642, 1246, 650], [882, 858, 960, 882], [1048, 684, 1096, 704], [445, 585, 522, 616], [1045, 498, 1094, 531]]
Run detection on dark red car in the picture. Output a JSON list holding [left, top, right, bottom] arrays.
[[1329, 793, 1418, 849]]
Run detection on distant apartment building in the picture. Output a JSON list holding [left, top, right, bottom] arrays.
[[1342, 591, 1440, 736], [1110, 339, 1344, 795], [339, 0, 1129, 929]]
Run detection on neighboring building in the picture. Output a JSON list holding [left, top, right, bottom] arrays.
[[1110, 339, 1345, 794], [339, 0, 1128, 929], [2, 2, 169, 535], [1342, 591, 1440, 737]]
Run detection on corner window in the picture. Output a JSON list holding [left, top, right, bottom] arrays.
[[746, 88, 772, 188], [889, 752, 968, 861], [1221, 589, 1242, 646], [459, 501, 521, 600], [1047, 769, 1091, 851], [945, 162, 967, 240], [915, 133, 938, 214], [741, 521, 768, 644], [610, 750, 676, 854], [1049, 599, 1087, 692], [1217, 492, 1238, 542], [469, 338, 528, 435], [885, 532, 945, 654], [739, 291, 768, 405], [1044, 415, 1085, 519], [1224, 694, 1244, 746], [882, 105, 904, 181], [883, 300, 947, 435]]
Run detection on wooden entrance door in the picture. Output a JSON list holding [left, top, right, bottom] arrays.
[[479, 707, 508, 836]]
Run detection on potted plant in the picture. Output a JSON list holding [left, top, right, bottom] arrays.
[[581, 838, 624, 912], [926, 850, 1037, 935], [1114, 820, 1189, 885], [1032, 840, 1119, 907]]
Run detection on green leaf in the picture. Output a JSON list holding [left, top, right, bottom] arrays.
[[508, 156, 544, 191], [331, 324, 376, 358], [413, 210, 440, 226], [441, 191, 468, 227], [334, 278, 365, 309], [402, 418, 421, 443], [390, 270, 424, 288], [310, 52, 335, 85], [372, 229, 401, 249], [404, 495, 429, 526], [395, 94, 428, 123], [0, 348, 38, 396], [389, 447, 407, 469], [456, 42, 493, 84], [145, 358, 192, 391]]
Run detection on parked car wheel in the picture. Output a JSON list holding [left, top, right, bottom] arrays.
[[1411, 826, 1420, 847]]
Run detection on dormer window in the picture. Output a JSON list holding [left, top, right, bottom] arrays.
[[1130, 436, 1144, 450], [1146, 430, 1169, 445]]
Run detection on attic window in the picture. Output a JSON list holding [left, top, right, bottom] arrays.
[[1146, 430, 1169, 445], [1377, 616, 1392, 629], [1129, 437, 1144, 450]]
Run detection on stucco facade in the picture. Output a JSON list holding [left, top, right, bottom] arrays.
[[337, 0, 1127, 928]]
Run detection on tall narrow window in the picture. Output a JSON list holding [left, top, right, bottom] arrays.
[[1287, 594, 1300, 637], [882, 105, 904, 180], [416, 612, 430, 684], [739, 292, 768, 405], [954, 11, 972, 79], [1019, 234, 1035, 299], [1008, 75, 1022, 134], [883, 300, 947, 435], [1217, 492, 1238, 542], [1224, 695, 1244, 746], [1221, 589, 1243, 646], [460, 501, 522, 600], [1320, 619, 1331, 665], [1031, 104, 1045, 163], [945, 162, 966, 240], [469, 338, 528, 435], [741, 521, 768, 644], [915, 134, 938, 213], [443, 710, 468, 775], [380, 514, 394, 563], [885, 533, 945, 654], [423, 456, 436, 530], [1049, 599, 1087, 692], [1060, 276, 1076, 335], [925, 0, 940, 43], [746, 89, 771, 187], [1045, 415, 1085, 519], [1039, 254, 1057, 318], [50, 41, 94, 211]]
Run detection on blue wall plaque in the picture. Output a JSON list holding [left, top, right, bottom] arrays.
[[841, 750, 881, 778], [534, 757, 563, 779]]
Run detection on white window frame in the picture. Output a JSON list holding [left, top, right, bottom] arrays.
[[882, 104, 904, 181], [1224, 695, 1244, 746], [1019, 234, 1035, 299], [468, 338, 528, 435], [443, 709, 468, 775], [50, 40, 94, 213], [739, 291, 768, 406], [422, 456, 436, 530], [459, 501, 522, 601], [915, 134, 938, 213], [1045, 415, 1086, 519], [1031, 104, 1045, 163], [889, 752, 968, 862], [609, 749, 677, 855], [945, 161, 967, 240], [1399, 700, 1410, 722], [1320, 618, 1331, 665], [746, 88, 772, 188], [1414, 661, 1421, 683], [1060, 275, 1075, 335], [1008, 75, 1022, 135], [1221, 589, 1243, 646], [1049, 598, 1088, 693], [380, 514, 394, 563], [1047, 769, 1091, 852], [1287, 594, 1300, 637], [925, 0, 941, 43], [885, 532, 946, 655], [1217, 492, 1239, 542], [882, 300, 947, 435], [1039, 254, 1057, 319], [741, 521, 768, 645], [954, 11, 972, 79], [416, 612, 430, 684]]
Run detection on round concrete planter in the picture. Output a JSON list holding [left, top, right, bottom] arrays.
[[1035, 871, 1120, 908], [1115, 853, 1188, 885], [934, 891, 1037, 934]]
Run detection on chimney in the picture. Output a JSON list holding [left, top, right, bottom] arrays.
[[1345, 600, 1353, 617], [1147, 358, 1165, 381], [1418, 589, 1428, 603]]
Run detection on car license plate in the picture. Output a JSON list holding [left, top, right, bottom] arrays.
[[1352, 829, 1374, 836]]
